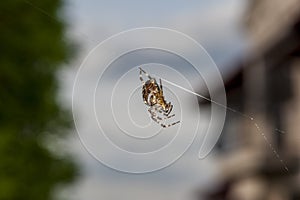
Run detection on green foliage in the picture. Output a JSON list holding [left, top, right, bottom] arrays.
[[0, 0, 77, 199]]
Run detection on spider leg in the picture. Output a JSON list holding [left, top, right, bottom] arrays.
[[156, 113, 175, 121], [160, 120, 180, 128], [153, 114, 180, 128], [155, 106, 180, 128], [149, 105, 175, 120], [139, 68, 144, 83], [139, 67, 152, 83], [152, 104, 170, 117], [152, 115, 180, 128], [166, 104, 173, 116], [159, 78, 163, 91], [148, 106, 155, 116], [151, 115, 162, 125], [148, 106, 163, 125], [148, 106, 180, 128]]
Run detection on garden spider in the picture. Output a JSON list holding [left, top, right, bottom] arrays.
[[139, 67, 180, 128]]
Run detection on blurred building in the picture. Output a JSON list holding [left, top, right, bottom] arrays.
[[198, 0, 300, 199]]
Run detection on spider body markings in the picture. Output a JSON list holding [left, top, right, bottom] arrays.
[[139, 67, 180, 128]]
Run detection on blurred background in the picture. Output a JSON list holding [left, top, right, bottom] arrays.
[[1, 0, 300, 200]]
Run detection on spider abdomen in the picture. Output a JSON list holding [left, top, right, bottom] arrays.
[[142, 79, 161, 106], [139, 67, 180, 128]]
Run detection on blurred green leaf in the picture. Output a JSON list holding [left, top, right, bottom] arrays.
[[0, 0, 77, 199]]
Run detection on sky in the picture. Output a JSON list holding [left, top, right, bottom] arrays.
[[58, 0, 249, 199], [64, 0, 248, 70]]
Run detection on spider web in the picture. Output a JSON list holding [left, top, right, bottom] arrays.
[[158, 76, 289, 172]]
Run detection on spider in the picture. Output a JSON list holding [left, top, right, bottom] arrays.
[[139, 67, 180, 128]]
